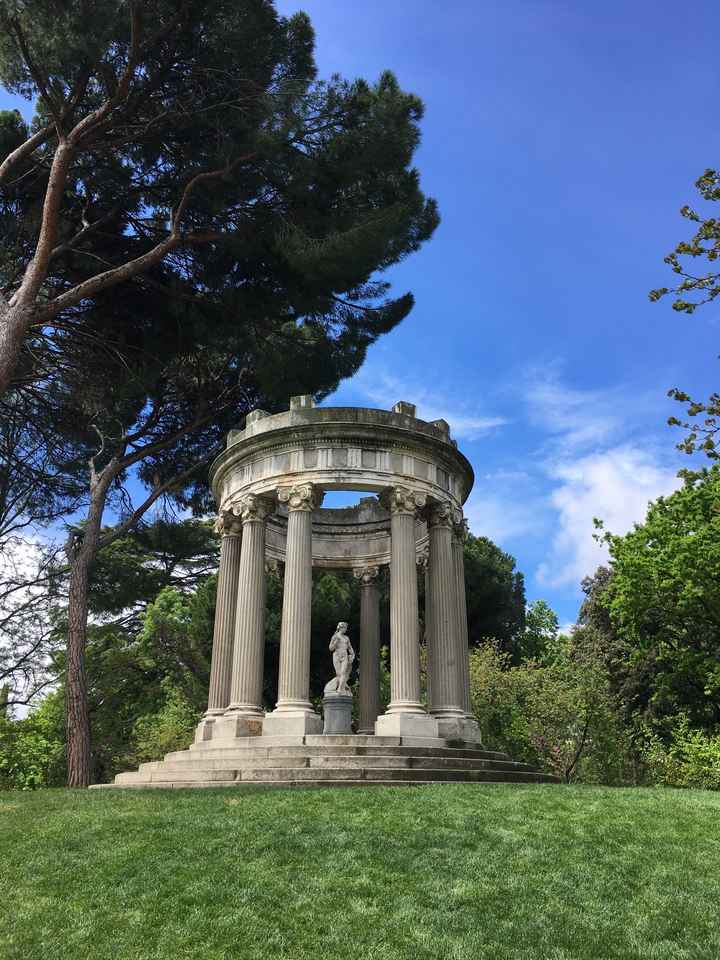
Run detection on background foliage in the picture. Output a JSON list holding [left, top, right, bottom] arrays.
[[4, 467, 719, 790]]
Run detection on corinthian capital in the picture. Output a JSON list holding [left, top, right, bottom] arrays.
[[453, 513, 469, 542], [277, 482, 323, 512], [353, 564, 380, 586], [426, 498, 456, 529], [383, 485, 427, 517], [237, 494, 273, 524], [214, 508, 243, 537]]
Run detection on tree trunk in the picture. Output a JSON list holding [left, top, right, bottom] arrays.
[[0, 301, 33, 398], [64, 467, 115, 787]]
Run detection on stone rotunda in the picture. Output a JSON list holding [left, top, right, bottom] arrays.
[[105, 398, 551, 788]]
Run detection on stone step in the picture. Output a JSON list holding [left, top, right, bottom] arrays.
[[190, 734, 500, 754], [117, 761, 551, 786], [150, 755, 535, 776], [149, 767, 237, 783], [114, 771, 148, 784], [174, 744, 509, 763], [101, 779, 553, 790], [238, 766, 547, 784], [306, 755, 536, 772]]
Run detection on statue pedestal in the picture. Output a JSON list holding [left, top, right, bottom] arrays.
[[322, 692, 353, 735]]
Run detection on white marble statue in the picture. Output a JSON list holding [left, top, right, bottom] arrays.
[[324, 621, 355, 696]]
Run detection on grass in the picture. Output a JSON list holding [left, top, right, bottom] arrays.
[[2, 784, 719, 960]]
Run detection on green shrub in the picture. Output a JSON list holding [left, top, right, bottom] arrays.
[[0, 693, 65, 789], [641, 715, 720, 790], [469, 640, 632, 784], [128, 681, 201, 765]]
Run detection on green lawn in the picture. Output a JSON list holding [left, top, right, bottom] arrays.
[[2, 784, 719, 960]]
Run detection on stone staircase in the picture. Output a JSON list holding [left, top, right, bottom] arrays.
[[93, 736, 555, 789]]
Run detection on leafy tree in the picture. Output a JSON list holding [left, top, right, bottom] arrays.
[[130, 681, 201, 766], [0, 1, 438, 393], [0, 389, 85, 713], [598, 468, 720, 731], [521, 599, 560, 662], [650, 169, 720, 465], [0, 1, 440, 786], [88, 519, 218, 628], [649, 169, 720, 315], [468, 640, 630, 785], [0, 690, 65, 789], [463, 534, 526, 660]]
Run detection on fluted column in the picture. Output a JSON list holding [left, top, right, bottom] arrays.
[[205, 511, 243, 713], [354, 565, 381, 734], [194, 510, 242, 742], [263, 483, 324, 736], [427, 500, 465, 719], [451, 513, 482, 742], [375, 486, 439, 739], [419, 549, 432, 709], [452, 516, 472, 714], [225, 495, 272, 720]]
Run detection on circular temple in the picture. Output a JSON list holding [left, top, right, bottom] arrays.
[[209, 397, 474, 568]]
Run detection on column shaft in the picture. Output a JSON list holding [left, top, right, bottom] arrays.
[[452, 531, 472, 714], [387, 507, 424, 713], [276, 506, 313, 709], [375, 487, 438, 738], [356, 567, 381, 734], [423, 557, 433, 710], [205, 519, 242, 714], [428, 504, 464, 717], [226, 506, 267, 716], [263, 483, 323, 739]]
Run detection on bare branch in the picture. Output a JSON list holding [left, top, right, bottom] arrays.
[[97, 462, 205, 550], [9, 141, 75, 308], [0, 124, 54, 187], [38, 155, 254, 320], [38, 233, 180, 319], [88, 424, 107, 489], [49, 207, 120, 262], [171, 154, 253, 231], [67, 3, 142, 146], [10, 19, 63, 124]]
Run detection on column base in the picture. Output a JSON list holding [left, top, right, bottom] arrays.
[[262, 708, 323, 737], [436, 715, 483, 743], [194, 714, 220, 744], [374, 711, 439, 738], [202, 712, 265, 742]]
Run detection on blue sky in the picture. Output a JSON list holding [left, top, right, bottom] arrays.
[[3, 2, 719, 627], [272, 0, 720, 625]]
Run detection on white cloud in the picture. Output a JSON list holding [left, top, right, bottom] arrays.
[[344, 368, 507, 440], [464, 490, 546, 545], [536, 445, 680, 588], [525, 369, 627, 454]]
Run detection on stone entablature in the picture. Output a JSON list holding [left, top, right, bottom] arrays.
[[210, 402, 474, 513]]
